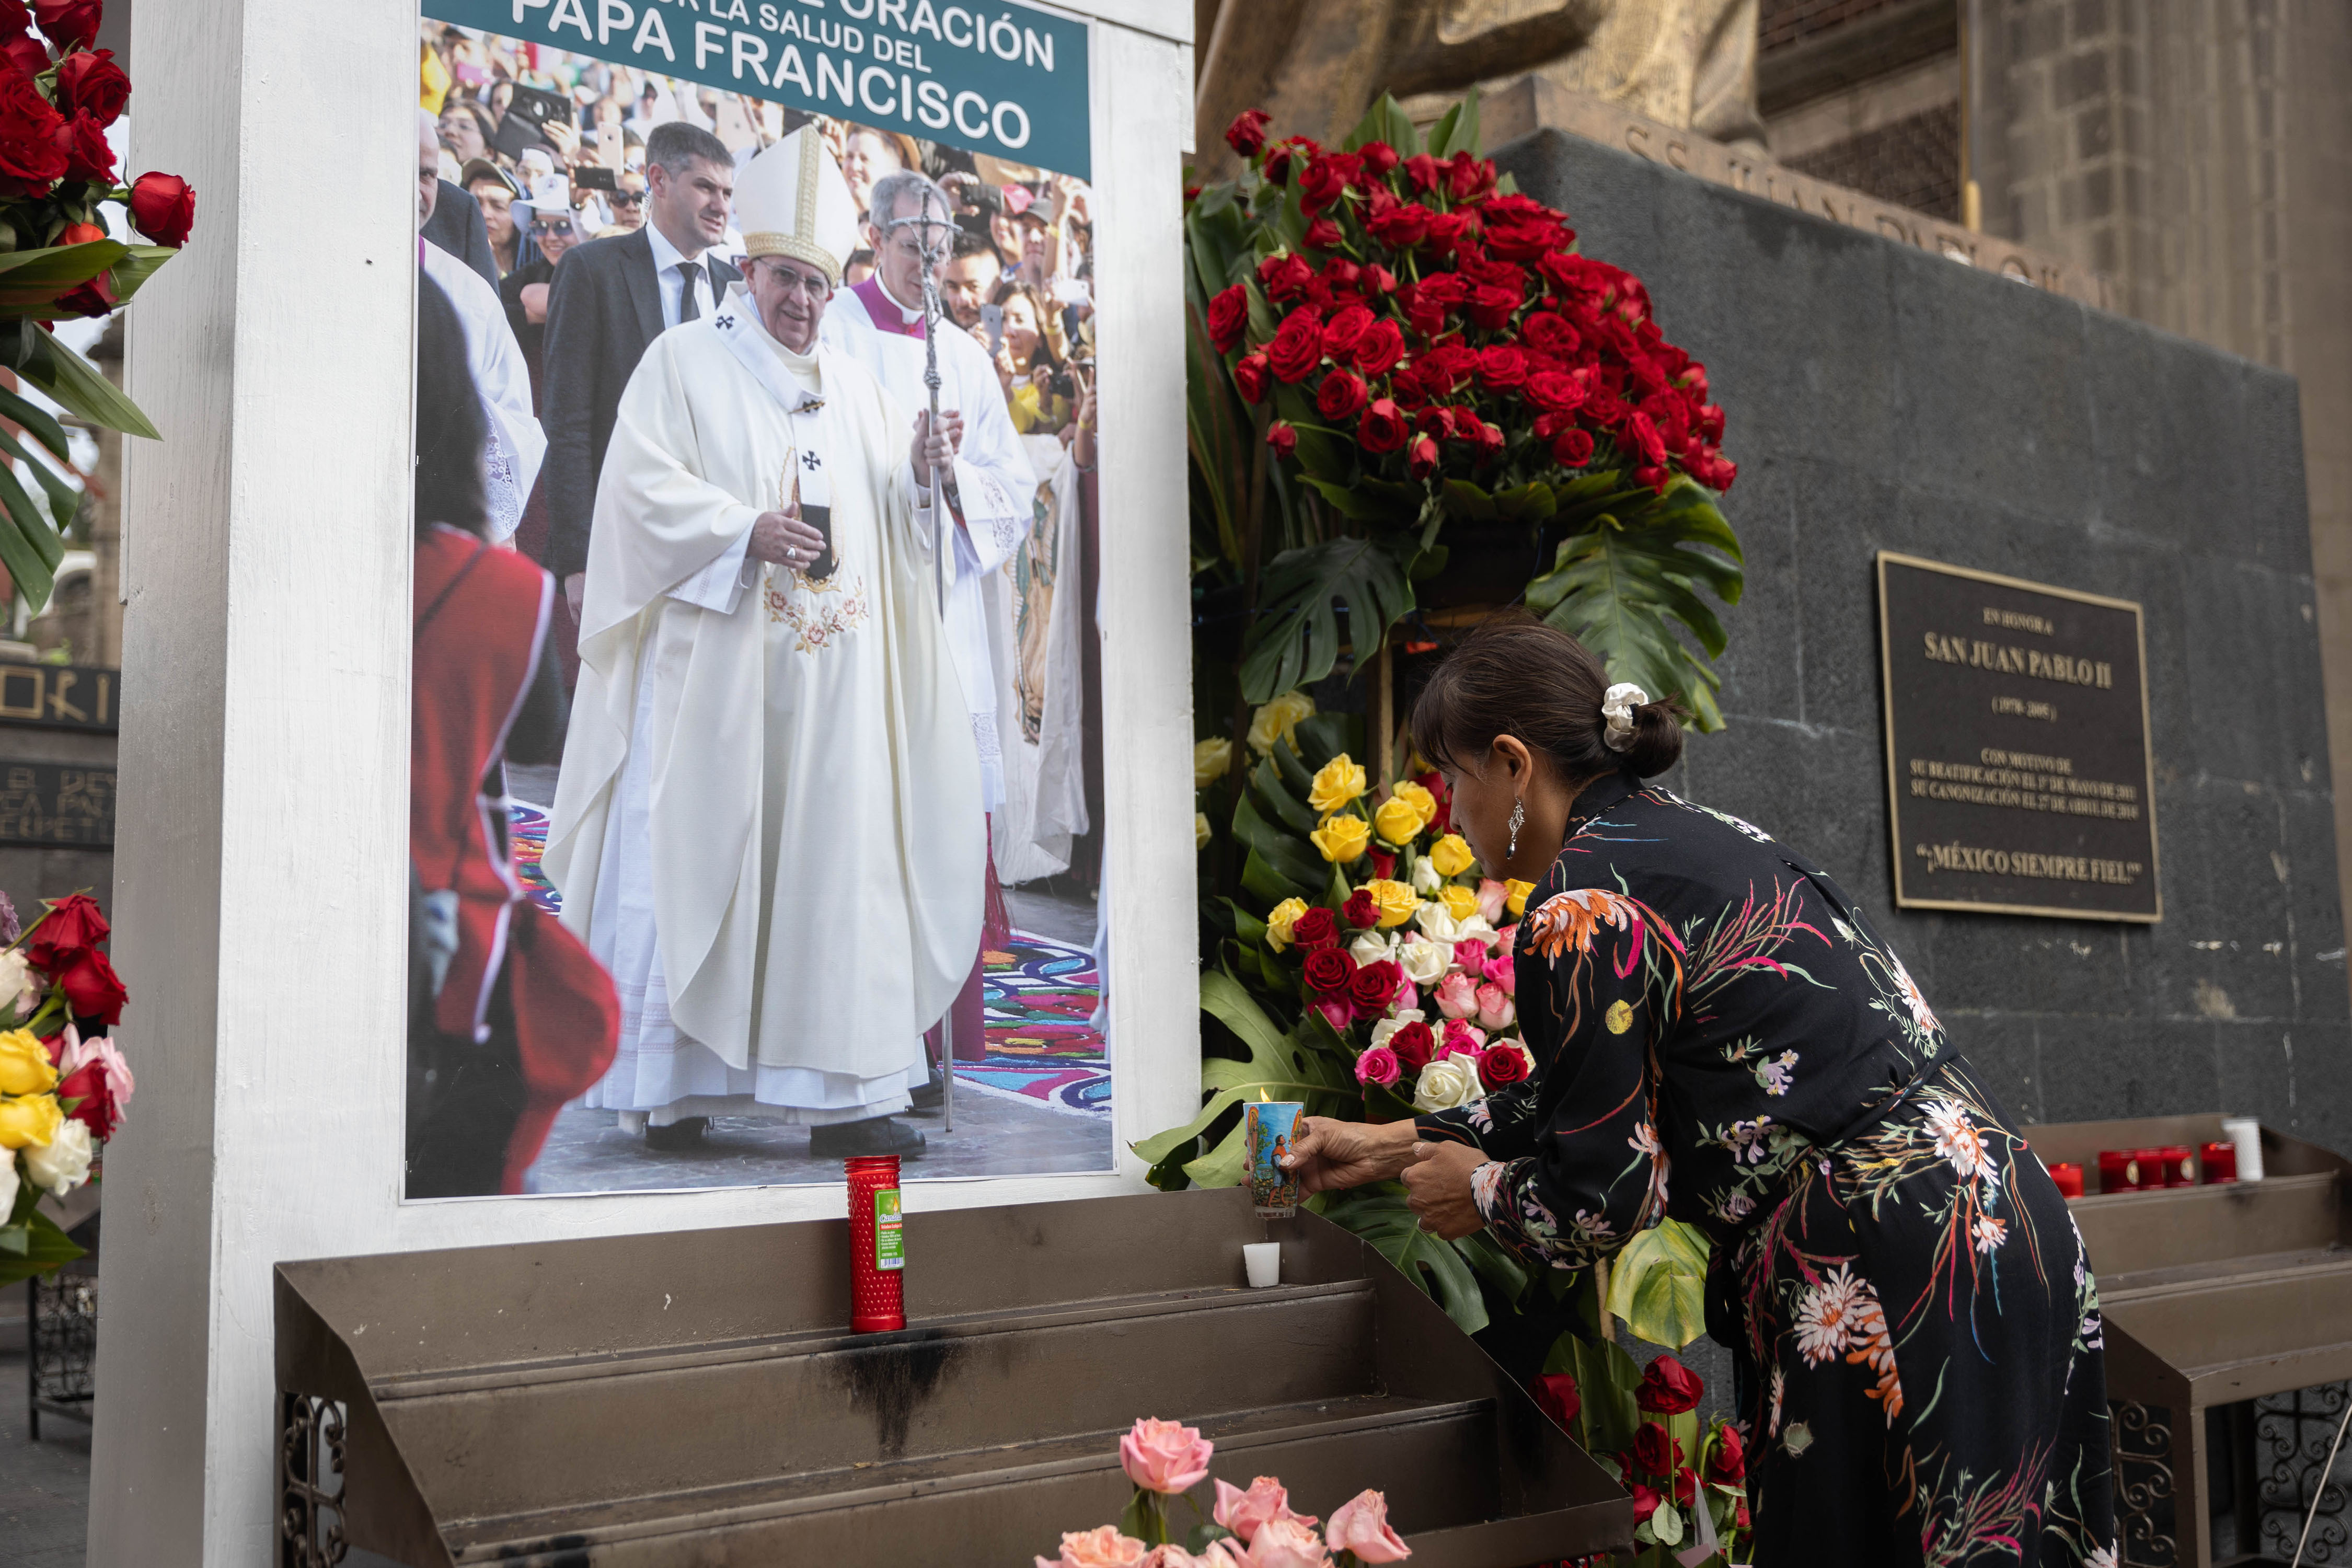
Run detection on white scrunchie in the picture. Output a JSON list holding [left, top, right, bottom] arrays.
[[1601, 682, 1650, 752]]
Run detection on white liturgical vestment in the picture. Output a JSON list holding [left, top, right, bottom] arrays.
[[545, 287, 984, 1125], [419, 238, 544, 543], [822, 273, 1035, 811]]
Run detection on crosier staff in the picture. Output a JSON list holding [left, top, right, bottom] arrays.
[[889, 199, 962, 1129]]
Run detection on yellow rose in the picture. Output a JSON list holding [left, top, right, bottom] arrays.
[[1438, 884, 1481, 923], [0, 1091, 61, 1149], [1247, 690, 1316, 756], [1264, 896, 1310, 951], [1195, 812, 1212, 851], [1429, 833, 1475, 879], [1193, 737, 1235, 790], [1372, 794, 1423, 845], [0, 1028, 55, 1097], [1505, 878, 1537, 918], [1309, 814, 1370, 864], [1366, 879, 1420, 929], [1389, 779, 1437, 830], [1308, 754, 1368, 815]]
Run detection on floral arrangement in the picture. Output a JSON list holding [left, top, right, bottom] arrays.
[[1531, 1354, 1749, 1565], [0, 0, 197, 616], [1035, 1416, 1410, 1568], [0, 890, 130, 1284]]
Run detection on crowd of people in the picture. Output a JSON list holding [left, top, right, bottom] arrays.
[[408, 23, 1103, 1193]]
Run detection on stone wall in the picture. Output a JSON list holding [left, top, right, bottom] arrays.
[[1491, 125, 2350, 1146]]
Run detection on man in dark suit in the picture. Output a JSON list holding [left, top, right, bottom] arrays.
[[538, 121, 740, 620], [418, 111, 499, 291]]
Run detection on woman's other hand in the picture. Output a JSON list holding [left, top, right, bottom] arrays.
[[1402, 1141, 1488, 1239], [1282, 1116, 1416, 1193]]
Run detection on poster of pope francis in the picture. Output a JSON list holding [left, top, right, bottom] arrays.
[[406, 8, 1110, 1198]]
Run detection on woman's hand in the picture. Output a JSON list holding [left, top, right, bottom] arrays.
[[1282, 1116, 1417, 1194], [1402, 1141, 1489, 1239]]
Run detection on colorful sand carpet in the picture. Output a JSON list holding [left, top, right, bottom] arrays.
[[505, 801, 1109, 1119]]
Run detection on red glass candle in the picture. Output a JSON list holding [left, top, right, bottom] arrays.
[[2200, 1140, 2238, 1183], [2128, 1148, 2167, 1190], [2097, 1150, 2134, 1193], [846, 1155, 905, 1333], [2047, 1161, 2085, 1198], [2158, 1144, 2195, 1187]]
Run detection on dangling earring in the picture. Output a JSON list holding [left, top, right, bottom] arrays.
[[1507, 798, 1525, 859]]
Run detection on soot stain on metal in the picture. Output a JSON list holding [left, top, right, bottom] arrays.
[[836, 1329, 962, 1458]]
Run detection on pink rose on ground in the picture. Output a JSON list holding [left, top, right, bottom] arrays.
[[1474, 983, 1515, 1032], [1441, 1018, 1488, 1056], [1453, 939, 1492, 968], [1325, 1490, 1411, 1563], [59, 1028, 131, 1105], [1475, 879, 1509, 924], [1494, 923, 1518, 953], [1213, 1476, 1318, 1543], [1355, 1044, 1402, 1088], [1121, 1418, 1214, 1495], [1243, 1517, 1331, 1568], [1433, 973, 1479, 1020], [1480, 952, 1515, 995], [1039, 1526, 1149, 1568], [1391, 979, 1418, 1014], [1144, 1547, 1246, 1568], [1313, 999, 1354, 1034]]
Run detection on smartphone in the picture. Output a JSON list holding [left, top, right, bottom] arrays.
[[802, 505, 836, 581], [981, 302, 1004, 353], [572, 164, 617, 192]]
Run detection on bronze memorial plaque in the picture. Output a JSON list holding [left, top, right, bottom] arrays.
[[0, 659, 117, 731], [1876, 551, 2159, 921], [0, 762, 116, 847]]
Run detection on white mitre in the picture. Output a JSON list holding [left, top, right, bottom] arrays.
[[735, 125, 861, 284]]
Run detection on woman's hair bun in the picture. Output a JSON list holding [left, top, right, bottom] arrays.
[[1617, 697, 1685, 778]]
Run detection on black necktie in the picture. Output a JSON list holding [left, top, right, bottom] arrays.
[[677, 261, 700, 323]]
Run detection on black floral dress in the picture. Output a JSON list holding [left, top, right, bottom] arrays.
[[1416, 773, 2116, 1567]]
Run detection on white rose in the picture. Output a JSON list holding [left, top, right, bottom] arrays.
[[1412, 1056, 1483, 1113], [0, 1153, 17, 1216], [1410, 855, 1442, 896], [24, 1119, 90, 1196], [1368, 1009, 1426, 1052], [1414, 902, 1500, 950], [1397, 935, 1449, 986], [0, 948, 30, 1018], [1347, 930, 1397, 969]]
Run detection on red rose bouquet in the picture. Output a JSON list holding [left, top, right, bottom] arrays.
[[0, 890, 133, 1285], [0, 0, 197, 617], [1184, 91, 1742, 729]]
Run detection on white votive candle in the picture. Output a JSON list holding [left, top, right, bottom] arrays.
[[2221, 1116, 2265, 1182], [1243, 1242, 1281, 1288]]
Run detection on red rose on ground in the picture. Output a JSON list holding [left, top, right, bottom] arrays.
[[1320, 258, 1362, 296], [1406, 433, 1438, 479], [1289, 906, 1339, 950], [1418, 341, 1476, 390], [0, 33, 36, 75], [1673, 1466, 1699, 1507], [1531, 1371, 1580, 1429], [1526, 370, 1587, 415], [1206, 283, 1248, 353], [56, 220, 99, 245], [1630, 1422, 1682, 1477], [1257, 250, 1313, 302], [1445, 152, 1497, 202], [1298, 153, 1357, 213], [1352, 319, 1405, 377], [1466, 281, 1519, 329], [57, 945, 125, 1024], [1551, 427, 1596, 468], [1319, 302, 1373, 360], [1636, 1354, 1704, 1415], [1471, 420, 1505, 462], [1477, 345, 1529, 390], [54, 270, 114, 317], [1356, 397, 1409, 454], [0, 69, 65, 198], [1629, 1484, 1663, 1524], [1524, 310, 1582, 356], [1364, 200, 1432, 249], [127, 170, 195, 247], [0, 0, 27, 37], [31, 0, 97, 47], [52, 109, 109, 182], [1303, 215, 1342, 250], [1348, 959, 1401, 1013], [1266, 307, 1324, 383], [1388, 1019, 1436, 1071], [1401, 153, 1443, 193], [1342, 887, 1380, 928], [55, 1057, 117, 1137], [1265, 420, 1296, 459], [1705, 1424, 1745, 1484], [1316, 367, 1368, 421], [1477, 1042, 1529, 1090], [1627, 410, 1667, 467], [52, 47, 125, 124], [26, 891, 107, 970], [1232, 351, 1270, 404], [1360, 263, 1398, 295], [1224, 108, 1270, 157], [1302, 946, 1356, 996], [1358, 140, 1399, 176]]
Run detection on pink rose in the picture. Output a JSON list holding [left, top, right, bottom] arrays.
[[1354, 1044, 1402, 1088], [1453, 940, 1491, 970], [1313, 999, 1354, 1035], [1442, 1018, 1488, 1056], [1143, 1548, 1246, 1568], [1475, 983, 1515, 1032], [1480, 952, 1515, 995], [1391, 979, 1418, 1014], [1475, 879, 1509, 924], [1495, 923, 1518, 953], [1039, 1526, 1149, 1568], [1213, 1476, 1318, 1544], [1242, 1518, 1330, 1568], [1433, 972, 1479, 1020], [1324, 1490, 1410, 1563], [1121, 1418, 1214, 1495]]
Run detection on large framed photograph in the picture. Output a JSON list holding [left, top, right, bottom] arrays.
[[407, 0, 1123, 1197]]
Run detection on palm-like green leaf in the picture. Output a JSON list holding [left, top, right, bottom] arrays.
[[1240, 536, 1415, 703], [0, 1201, 86, 1289], [1606, 1218, 1713, 1350], [1526, 477, 1743, 731], [22, 323, 158, 439], [1321, 1181, 1491, 1335], [1129, 972, 1358, 1189]]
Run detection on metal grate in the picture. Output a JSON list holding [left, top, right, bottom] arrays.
[[280, 1390, 350, 1568], [26, 1271, 96, 1440]]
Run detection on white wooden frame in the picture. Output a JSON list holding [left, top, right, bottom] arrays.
[[87, 2, 1195, 1558]]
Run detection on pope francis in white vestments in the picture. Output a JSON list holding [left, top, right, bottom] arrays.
[[545, 129, 981, 1158]]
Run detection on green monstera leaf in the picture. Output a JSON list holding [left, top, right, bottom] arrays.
[[1132, 972, 1359, 1190], [1607, 1218, 1714, 1350], [1238, 535, 1416, 704]]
